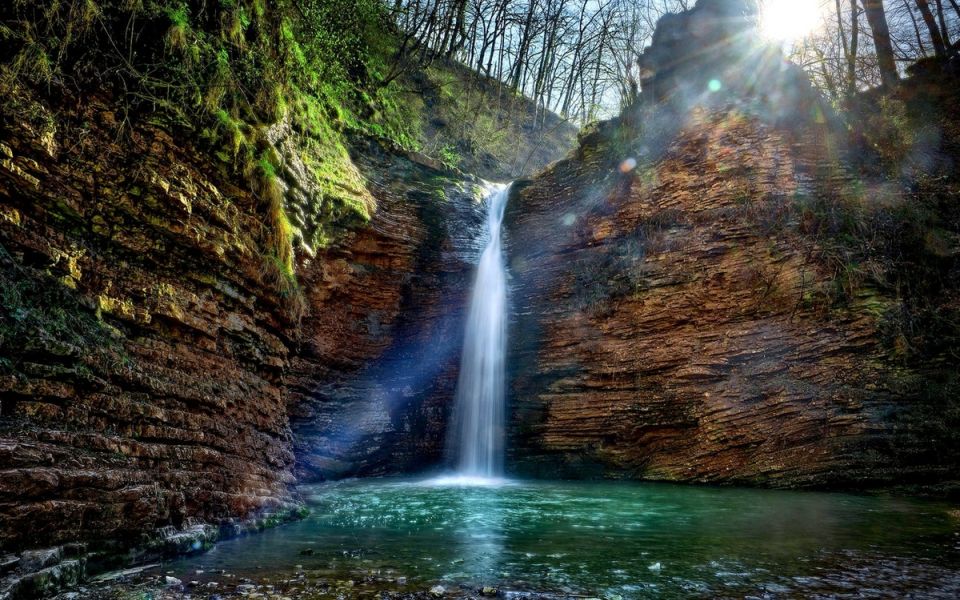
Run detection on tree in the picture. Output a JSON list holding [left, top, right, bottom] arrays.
[[915, 0, 947, 56], [835, 0, 861, 97], [860, 0, 899, 88], [935, 0, 953, 48]]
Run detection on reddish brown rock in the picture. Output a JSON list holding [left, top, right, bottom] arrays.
[[0, 91, 483, 554], [504, 101, 958, 489], [499, 0, 958, 492], [286, 144, 487, 480]]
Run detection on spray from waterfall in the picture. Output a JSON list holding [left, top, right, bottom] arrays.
[[448, 183, 509, 480]]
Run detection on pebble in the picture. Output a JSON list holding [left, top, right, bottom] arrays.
[[430, 584, 446, 596], [164, 575, 182, 586]]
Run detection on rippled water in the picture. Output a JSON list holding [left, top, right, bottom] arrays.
[[168, 478, 960, 598]]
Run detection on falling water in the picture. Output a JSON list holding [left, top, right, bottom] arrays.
[[449, 184, 509, 479]]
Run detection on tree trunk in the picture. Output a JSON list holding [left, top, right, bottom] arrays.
[[836, 0, 860, 97], [510, 0, 538, 91], [860, 0, 899, 88], [904, 0, 928, 55], [934, 0, 952, 47], [849, 0, 860, 96], [915, 0, 947, 56]]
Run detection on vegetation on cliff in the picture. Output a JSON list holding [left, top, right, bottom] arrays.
[[0, 0, 575, 312], [2, 2, 960, 596], [0, 0, 384, 305]]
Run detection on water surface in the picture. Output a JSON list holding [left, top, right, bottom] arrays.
[[168, 478, 960, 598]]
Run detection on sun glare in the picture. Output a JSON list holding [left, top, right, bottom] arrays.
[[760, 0, 823, 42]]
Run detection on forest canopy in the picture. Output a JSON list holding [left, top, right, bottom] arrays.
[[2, 1, 957, 142], [389, 0, 959, 119]]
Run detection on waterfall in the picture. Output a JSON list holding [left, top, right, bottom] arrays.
[[449, 183, 510, 479]]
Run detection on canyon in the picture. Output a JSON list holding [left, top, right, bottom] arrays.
[[0, 0, 958, 596]]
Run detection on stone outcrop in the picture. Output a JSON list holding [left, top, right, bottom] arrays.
[[0, 95, 299, 553], [503, 0, 959, 489], [638, 0, 757, 102], [0, 86, 487, 572], [637, 0, 829, 130]]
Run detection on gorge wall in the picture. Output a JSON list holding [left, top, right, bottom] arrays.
[[503, 0, 960, 491], [2, 0, 959, 594], [0, 84, 488, 573]]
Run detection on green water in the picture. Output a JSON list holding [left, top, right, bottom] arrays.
[[168, 478, 960, 598]]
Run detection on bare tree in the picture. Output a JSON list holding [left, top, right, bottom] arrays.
[[861, 0, 900, 88], [915, 0, 948, 55], [935, 0, 953, 47], [389, 0, 957, 125]]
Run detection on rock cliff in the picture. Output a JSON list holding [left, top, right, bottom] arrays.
[[504, 0, 960, 490], [0, 85, 486, 574]]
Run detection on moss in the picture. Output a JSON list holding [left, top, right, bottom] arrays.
[[252, 153, 299, 307], [0, 0, 418, 302], [0, 243, 128, 383], [163, 3, 191, 54]]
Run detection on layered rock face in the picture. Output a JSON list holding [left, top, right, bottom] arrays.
[[504, 2, 959, 489], [0, 96, 299, 552], [0, 88, 485, 560], [288, 144, 487, 481]]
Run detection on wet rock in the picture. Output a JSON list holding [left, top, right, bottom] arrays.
[[8, 558, 84, 598], [0, 554, 19, 575], [19, 547, 62, 572], [429, 584, 446, 597]]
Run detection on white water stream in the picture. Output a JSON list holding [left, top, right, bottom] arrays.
[[448, 184, 509, 480]]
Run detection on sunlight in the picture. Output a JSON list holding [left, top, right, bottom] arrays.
[[759, 0, 823, 42]]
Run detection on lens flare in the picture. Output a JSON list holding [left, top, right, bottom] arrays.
[[760, 0, 822, 42]]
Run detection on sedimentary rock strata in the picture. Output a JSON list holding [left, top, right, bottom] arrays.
[[504, 98, 959, 489], [0, 92, 483, 559]]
